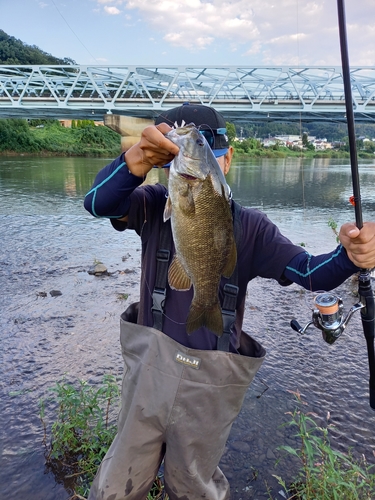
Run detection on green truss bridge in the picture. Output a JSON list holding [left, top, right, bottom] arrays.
[[1, 65, 375, 123]]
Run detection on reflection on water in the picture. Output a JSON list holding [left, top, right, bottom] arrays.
[[228, 156, 375, 212], [1, 155, 375, 499]]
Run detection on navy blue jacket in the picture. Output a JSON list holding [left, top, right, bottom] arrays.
[[84, 154, 359, 350]]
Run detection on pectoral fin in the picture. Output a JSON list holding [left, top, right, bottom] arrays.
[[163, 196, 172, 222], [168, 255, 192, 291]]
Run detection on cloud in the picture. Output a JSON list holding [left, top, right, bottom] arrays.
[[95, 0, 375, 64], [268, 33, 308, 46], [97, 0, 259, 49], [164, 32, 214, 50], [104, 5, 121, 14]]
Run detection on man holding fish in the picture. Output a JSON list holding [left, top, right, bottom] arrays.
[[84, 103, 375, 500]]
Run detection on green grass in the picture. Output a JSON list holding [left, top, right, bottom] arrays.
[[272, 393, 375, 499], [32, 120, 121, 156], [40, 375, 168, 499], [0, 118, 121, 156], [40, 375, 121, 497]]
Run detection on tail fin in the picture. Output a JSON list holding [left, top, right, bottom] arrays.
[[186, 301, 223, 337]]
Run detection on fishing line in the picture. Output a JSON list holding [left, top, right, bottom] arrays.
[[154, 111, 172, 124], [294, 0, 313, 294], [50, 0, 99, 63], [295, 0, 306, 213], [142, 271, 188, 327]]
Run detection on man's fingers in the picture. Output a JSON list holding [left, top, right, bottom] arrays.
[[155, 123, 173, 134], [154, 124, 180, 155], [347, 227, 360, 238], [339, 222, 375, 269], [125, 124, 179, 175], [142, 124, 179, 156]]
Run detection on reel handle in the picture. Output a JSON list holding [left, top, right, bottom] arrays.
[[290, 318, 315, 336], [290, 319, 303, 333]]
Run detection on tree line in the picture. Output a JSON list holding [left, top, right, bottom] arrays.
[[0, 118, 121, 156], [232, 120, 375, 143], [0, 29, 75, 65]]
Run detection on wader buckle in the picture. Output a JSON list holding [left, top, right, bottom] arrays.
[[223, 283, 239, 298], [152, 288, 167, 313], [156, 249, 170, 263]]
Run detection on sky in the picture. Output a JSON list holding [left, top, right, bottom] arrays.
[[1, 0, 374, 67]]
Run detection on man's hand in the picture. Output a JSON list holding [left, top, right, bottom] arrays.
[[124, 124, 179, 178], [339, 222, 375, 269]]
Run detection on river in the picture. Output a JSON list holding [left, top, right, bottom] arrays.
[[1, 155, 375, 499]]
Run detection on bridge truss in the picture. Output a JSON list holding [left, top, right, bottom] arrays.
[[1, 65, 375, 123]]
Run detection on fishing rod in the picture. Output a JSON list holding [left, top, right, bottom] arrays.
[[290, 0, 375, 410]]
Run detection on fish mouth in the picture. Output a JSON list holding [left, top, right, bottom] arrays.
[[180, 173, 198, 180]]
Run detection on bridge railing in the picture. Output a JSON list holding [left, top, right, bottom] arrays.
[[1, 65, 375, 121]]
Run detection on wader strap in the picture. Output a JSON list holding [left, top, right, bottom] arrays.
[[152, 221, 171, 331], [217, 201, 242, 352]]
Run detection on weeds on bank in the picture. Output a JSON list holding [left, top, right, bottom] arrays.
[[147, 477, 168, 499], [40, 375, 120, 497], [273, 394, 375, 499], [117, 293, 129, 301], [328, 217, 340, 243], [40, 375, 168, 499]]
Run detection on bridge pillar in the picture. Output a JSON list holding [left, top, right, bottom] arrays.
[[104, 115, 153, 151]]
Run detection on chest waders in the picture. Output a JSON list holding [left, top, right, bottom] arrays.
[[88, 202, 266, 500]]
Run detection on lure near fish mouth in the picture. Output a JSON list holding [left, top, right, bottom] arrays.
[[164, 124, 237, 336]]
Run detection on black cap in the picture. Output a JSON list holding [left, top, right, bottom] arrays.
[[155, 103, 229, 154]]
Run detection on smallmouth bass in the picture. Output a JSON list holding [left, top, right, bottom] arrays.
[[163, 124, 237, 336]]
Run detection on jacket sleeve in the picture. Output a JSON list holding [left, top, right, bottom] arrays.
[[283, 244, 360, 291], [83, 154, 144, 218]]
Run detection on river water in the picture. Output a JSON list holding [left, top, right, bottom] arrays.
[[1, 155, 375, 499]]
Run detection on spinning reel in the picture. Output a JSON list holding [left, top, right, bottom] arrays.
[[290, 291, 365, 345], [290, 272, 375, 409]]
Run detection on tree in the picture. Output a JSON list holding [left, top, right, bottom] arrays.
[[0, 29, 77, 65], [364, 140, 375, 153], [302, 132, 315, 151], [302, 132, 309, 147], [226, 122, 236, 143]]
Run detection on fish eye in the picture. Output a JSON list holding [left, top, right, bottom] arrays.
[[196, 138, 204, 146]]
